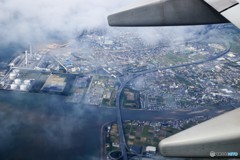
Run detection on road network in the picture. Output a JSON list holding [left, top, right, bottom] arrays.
[[115, 43, 230, 160]]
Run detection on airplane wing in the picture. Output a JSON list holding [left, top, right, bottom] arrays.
[[159, 108, 240, 157], [205, 0, 240, 28], [108, 0, 240, 28], [107, 0, 240, 158]]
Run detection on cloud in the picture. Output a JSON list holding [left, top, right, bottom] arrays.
[[0, 0, 134, 45], [0, 96, 112, 159], [0, 0, 232, 55], [132, 26, 207, 46]]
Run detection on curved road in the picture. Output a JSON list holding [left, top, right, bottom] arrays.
[[115, 43, 231, 160]]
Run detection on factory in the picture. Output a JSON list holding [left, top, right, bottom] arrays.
[[9, 56, 22, 67], [41, 74, 67, 93], [8, 44, 36, 69], [8, 69, 32, 91], [0, 65, 74, 95], [0, 67, 49, 92]]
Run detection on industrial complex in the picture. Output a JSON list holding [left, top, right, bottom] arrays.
[[0, 26, 240, 159]]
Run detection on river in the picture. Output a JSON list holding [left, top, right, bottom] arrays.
[[0, 90, 235, 160]]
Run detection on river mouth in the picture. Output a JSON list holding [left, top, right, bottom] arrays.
[[0, 89, 235, 160], [0, 24, 239, 160]]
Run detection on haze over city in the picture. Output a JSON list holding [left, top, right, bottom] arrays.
[[0, 0, 240, 160]]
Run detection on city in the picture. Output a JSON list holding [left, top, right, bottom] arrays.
[[0, 25, 240, 159]]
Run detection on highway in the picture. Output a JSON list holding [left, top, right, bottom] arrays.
[[115, 83, 129, 159], [114, 43, 230, 160]]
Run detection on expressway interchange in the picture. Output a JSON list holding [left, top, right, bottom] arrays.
[[113, 43, 231, 160]]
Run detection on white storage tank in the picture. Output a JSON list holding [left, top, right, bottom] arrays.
[[9, 73, 17, 80], [24, 80, 31, 85], [20, 84, 28, 91], [10, 84, 18, 90], [14, 79, 21, 85], [0, 81, 5, 87]]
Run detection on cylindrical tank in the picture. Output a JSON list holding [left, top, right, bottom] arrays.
[[24, 80, 31, 85], [20, 84, 28, 91], [14, 79, 21, 85], [0, 81, 5, 86], [10, 84, 18, 90], [9, 73, 17, 80]]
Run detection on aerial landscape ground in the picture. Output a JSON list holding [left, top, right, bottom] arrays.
[[0, 24, 239, 160]]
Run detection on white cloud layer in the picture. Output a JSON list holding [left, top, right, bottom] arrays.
[[0, 0, 134, 45], [0, 0, 224, 47]]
